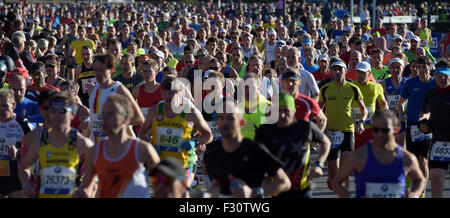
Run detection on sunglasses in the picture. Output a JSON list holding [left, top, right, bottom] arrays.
[[150, 175, 174, 186], [372, 127, 390, 134], [49, 107, 72, 115]]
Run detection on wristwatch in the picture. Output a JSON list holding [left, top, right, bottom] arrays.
[[253, 187, 264, 198], [312, 161, 325, 169]]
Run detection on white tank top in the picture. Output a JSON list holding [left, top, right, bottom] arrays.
[[89, 81, 121, 142], [265, 41, 276, 64], [242, 45, 256, 59]]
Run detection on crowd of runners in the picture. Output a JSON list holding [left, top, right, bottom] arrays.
[[0, 1, 449, 198]]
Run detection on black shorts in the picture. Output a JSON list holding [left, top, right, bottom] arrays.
[[406, 126, 432, 158], [327, 131, 355, 161], [0, 160, 22, 196]]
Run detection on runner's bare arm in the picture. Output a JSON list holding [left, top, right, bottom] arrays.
[[313, 110, 327, 131], [18, 133, 40, 186], [333, 149, 365, 198], [76, 132, 95, 157], [138, 104, 157, 142], [76, 145, 97, 197], [261, 168, 291, 197], [402, 150, 426, 198], [356, 99, 368, 121], [397, 97, 407, 113], [317, 134, 331, 164], [131, 84, 140, 101], [117, 84, 144, 125], [137, 140, 160, 171], [377, 96, 389, 110], [190, 107, 213, 146]]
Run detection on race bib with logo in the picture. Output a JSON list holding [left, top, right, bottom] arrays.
[[429, 141, 450, 162], [40, 166, 77, 195], [81, 77, 97, 94], [207, 121, 221, 141], [327, 131, 345, 149], [352, 106, 373, 125], [0, 126, 23, 177], [387, 95, 401, 110], [157, 127, 183, 153], [410, 125, 432, 142], [91, 113, 104, 138], [365, 182, 403, 198]]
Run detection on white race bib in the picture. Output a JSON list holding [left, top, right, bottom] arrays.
[[386, 95, 401, 110], [81, 77, 97, 94], [352, 106, 373, 125], [207, 121, 221, 141], [410, 125, 432, 142], [327, 131, 345, 149], [157, 127, 183, 152], [365, 182, 403, 198], [40, 166, 77, 195], [429, 141, 450, 162], [91, 113, 104, 138]]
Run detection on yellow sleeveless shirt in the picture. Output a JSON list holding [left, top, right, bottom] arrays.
[[39, 128, 80, 198], [151, 101, 196, 169]]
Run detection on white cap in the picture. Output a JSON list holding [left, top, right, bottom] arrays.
[[415, 17, 421, 22], [204, 70, 213, 78], [268, 29, 277, 35], [152, 50, 165, 59], [389, 58, 404, 66], [394, 35, 403, 41], [330, 61, 347, 70], [219, 29, 227, 34], [355, 62, 371, 72], [224, 19, 229, 24], [186, 13, 191, 17], [244, 24, 251, 29], [411, 35, 420, 42], [319, 54, 329, 62]]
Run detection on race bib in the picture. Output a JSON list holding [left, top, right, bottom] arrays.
[[387, 95, 401, 110], [429, 141, 450, 162], [91, 113, 104, 138], [81, 77, 97, 94], [352, 106, 373, 125], [157, 127, 183, 153], [365, 182, 403, 198], [410, 125, 432, 142], [207, 121, 221, 141], [140, 108, 150, 119], [327, 131, 344, 149], [40, 166, 77, 195]]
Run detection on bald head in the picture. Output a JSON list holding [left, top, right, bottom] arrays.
[[8, 75, 27, 103]]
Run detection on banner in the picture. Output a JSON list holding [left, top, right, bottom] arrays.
[[430, 33, 444, 59]]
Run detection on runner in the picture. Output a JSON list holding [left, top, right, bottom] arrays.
[[75, 46, 96, 107], [351, 61, 388, 149], [89, 53, 144, 143], [59, 80, 90, 136], [398, 56, 436, 197], [150, 157, 188, 198], [204, 99, 291, 198], [333, 110, 426, 198], [419, 64, 450, 198], [74, 94, 160, 198], [19, 93, 93, 198], [8, 75, 41, 123], [112, 53, 144, 93], [44, 54, 66, 89], [255, 93, 331, 198], [319, 60, 368, 190], [0, 89, 34, 198], [28, 61, 60, 93], [138, 75, 212, 188]]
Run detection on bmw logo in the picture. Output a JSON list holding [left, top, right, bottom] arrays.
[[167, 129, 172, 134], [47, 151, 51, 158], [54, 167, 61, 174], [381, 184, 388, 192]]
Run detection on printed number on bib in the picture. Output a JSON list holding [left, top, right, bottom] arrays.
[[365, 182, 403, 198], [410, 125, 432, 142], [91, 113, 104, 137], [430, 141, 450, 162], [157, 127, 183, 152], [327, 131, 344, 149], [352, 106, 373, 125], [387, 95, 400, 110], [207, 121, 221, 140], [40, 166, 76, 195], [81, 78, 97, 94]]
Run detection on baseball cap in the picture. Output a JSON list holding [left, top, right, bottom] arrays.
[[268, 29, 277, 35], [302, 38, 312, 45], [219, 29, 227, 34], [151, 50, 165, 59], [281, 69, 301, 81], [144, 21, 150, 25], [415, 17, 421, 22], [434, 67, 450, 76], [30, 63, 45, 74], [244, 24, 251, 29], [319, 54, 329, 62], [390, 24, 397, 29], [149, 158, 186, 183], [33, 17, 40, 24], [394, 35, 403, 41], [388, 58, 405, 66], [355, 62, 371, 72], [411, 35, 421, 42], [224, 19, 229, 24], [330, 61, 348, 70], [255, 23, 263, 29]]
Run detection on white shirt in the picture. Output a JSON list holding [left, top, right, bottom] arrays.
[[298, 69, 320, 98]]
